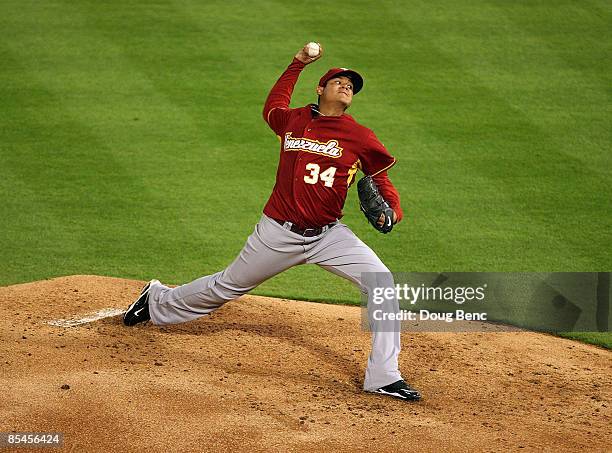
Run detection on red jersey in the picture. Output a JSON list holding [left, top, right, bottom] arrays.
[[262, 58, 403, 229]]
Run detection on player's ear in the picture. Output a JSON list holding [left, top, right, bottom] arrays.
[[316, 85, 324, 96]]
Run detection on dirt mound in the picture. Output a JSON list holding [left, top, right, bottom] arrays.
[[1, 276, 610, 452]]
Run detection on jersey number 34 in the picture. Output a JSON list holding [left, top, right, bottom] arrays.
[[304, 163, 336, 188]]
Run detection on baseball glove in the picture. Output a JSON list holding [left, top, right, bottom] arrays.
[[357, 175, 395, 234]]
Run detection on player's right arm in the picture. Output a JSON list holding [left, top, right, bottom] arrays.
[[263, 44, 323, 135]]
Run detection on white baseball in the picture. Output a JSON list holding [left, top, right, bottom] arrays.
[[305, 42, 320, 58]]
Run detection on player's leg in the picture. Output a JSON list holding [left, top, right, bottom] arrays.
[[145, 215, 306, 325], [305, 224, 403, 392]]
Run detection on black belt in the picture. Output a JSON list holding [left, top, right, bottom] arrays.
[[273, 218, 337, 237]]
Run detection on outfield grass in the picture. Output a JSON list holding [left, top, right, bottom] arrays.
[[560, 332, 612, 349], [1, 1, 610, 342]]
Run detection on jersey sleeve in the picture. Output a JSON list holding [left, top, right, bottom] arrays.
[[359, 130, 397, 176], [372, 171, 404, 223], [263, 58, 306, 136], [360, 130, 403, 222]]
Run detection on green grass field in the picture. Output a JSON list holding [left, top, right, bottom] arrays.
[[1, 1, 610, 342]]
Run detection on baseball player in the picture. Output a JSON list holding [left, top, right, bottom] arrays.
[[124, 43, 421, 402]]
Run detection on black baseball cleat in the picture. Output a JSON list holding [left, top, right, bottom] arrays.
[[374, 379, 422, 402], [123, 280, 156, 326]]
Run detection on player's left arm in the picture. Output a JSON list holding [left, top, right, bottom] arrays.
[[372, 172, 403, 224], [360, 130, 403, 224]]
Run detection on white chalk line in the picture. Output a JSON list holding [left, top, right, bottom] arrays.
[[47, 308, 125, 327]]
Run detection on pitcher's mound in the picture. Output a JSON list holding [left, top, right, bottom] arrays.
[[1, 276, 610, 452]]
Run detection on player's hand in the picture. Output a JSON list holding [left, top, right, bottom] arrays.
[[377, 211, 398, 227], [295, 42, 323, 65]]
